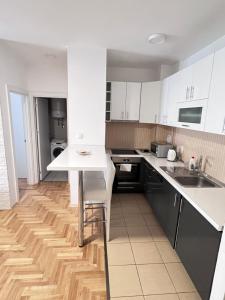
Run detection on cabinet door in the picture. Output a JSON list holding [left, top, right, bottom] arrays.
[[176, 198, 221, 300], [191, 54, 214, 101], [110, 81, 126, 120], [159, 78, 169, 125], [205, 47, 225, 134], [125, 82, 141, 121], [139, 81, 160, 123], [167, 73, 180, 125], [178, 66, 192, 102]]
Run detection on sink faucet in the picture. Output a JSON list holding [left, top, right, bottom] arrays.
[[197, 155, 203, 173]]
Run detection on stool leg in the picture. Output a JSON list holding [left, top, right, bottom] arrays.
[[78, 170, 84, 247]]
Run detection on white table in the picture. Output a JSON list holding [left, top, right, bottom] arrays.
[[47, 144, 107, 246]]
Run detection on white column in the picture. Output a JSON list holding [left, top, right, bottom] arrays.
[[67, 46, 106, 206]]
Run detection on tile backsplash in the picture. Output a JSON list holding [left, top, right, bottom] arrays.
[[106, 122, 225, 184], [157, 125, 225, 184], [106, 122, 156, 149]]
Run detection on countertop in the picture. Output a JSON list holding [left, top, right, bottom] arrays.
[[110, 149, 225, 231], [47, 145, 107, 171]]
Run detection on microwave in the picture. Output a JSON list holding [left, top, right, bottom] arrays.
[[151, 142, 173, 158]]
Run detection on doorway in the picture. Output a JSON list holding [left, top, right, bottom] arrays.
[[9, 91, 29, 198], [35, 97, 68, 182]]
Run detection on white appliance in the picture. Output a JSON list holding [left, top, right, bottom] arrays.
[[51, 98, 66, 119], [167, 149, 177, 162], [51, 139, 67, 161]]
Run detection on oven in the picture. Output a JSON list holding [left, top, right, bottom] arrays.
[[112, 156, 142, 192]]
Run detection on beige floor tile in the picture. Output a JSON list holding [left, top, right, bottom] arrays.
[[143, 213, 160, 226], [178, 292, 202, 300], [113, 297, 144, 300], [165, 263, 196, 293], [131, 242, 163, 264], [138, 203, 153, 213], [156, 241, 180, 263], [111, 217, 125, 227], [127, 226, 153, 243], [122, 205, 141, 216], [124, 215, 146, 227], [137, 264, 175, 295], [109, 265, 143, 297], [108, 226, 129, 243], [111, 207, 123, 218], [148, 226, 168, 242], [145, 294, 179, 300], [108, 243, 135, 265]]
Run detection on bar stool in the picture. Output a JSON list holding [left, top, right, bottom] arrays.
[[81, 155, 115, 242]]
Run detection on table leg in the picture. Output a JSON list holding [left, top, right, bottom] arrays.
[[78, 170, 84, 247]]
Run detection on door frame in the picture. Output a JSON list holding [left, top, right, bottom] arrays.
[[5, 85, 32, 205], [29, 92, 68, 184]]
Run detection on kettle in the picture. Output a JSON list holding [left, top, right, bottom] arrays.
[[167, 149, 177, 162]]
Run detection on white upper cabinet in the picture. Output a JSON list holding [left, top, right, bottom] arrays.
[[167, 73, 180, 126], [126, 82, 141, 121], [205, 47, 225, 134], [110, 81, 126, 120], [159, 78, 169, 125], [176, 54, 214, 102], [140, 81, 160, 123], [191, 54, 214, 101]]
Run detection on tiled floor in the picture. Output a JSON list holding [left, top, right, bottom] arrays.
[[107, 193, 202, 300]]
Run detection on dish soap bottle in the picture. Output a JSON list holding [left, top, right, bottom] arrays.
[[189, 156, 196, 171]]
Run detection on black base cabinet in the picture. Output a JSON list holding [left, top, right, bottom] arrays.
[[176, 198, 222, 300], [141, 160, 181, 247]]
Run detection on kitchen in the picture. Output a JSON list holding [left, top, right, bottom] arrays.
[[1, 1, 225, 300]]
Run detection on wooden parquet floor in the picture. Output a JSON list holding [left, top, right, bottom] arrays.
[[0, 181, 107, 300]]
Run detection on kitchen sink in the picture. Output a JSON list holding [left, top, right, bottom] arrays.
[[160, 166, 223, 188], [174, 175, 220, 188]]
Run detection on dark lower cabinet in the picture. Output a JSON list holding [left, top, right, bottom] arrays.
[[176, 198, 222, 300], [141, 160, 181, 247]]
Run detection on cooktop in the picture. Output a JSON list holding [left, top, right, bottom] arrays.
[[111, 149, 139, 155]]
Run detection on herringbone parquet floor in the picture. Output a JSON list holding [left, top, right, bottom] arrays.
[[0, 181, 107, 300]]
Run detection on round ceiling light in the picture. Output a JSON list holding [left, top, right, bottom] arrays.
[[148, 33, 167, 45]]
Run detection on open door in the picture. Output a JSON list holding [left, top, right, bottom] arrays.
[[36, 98, 51, 180]]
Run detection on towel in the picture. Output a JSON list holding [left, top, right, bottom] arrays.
[[120, 164, 132, 172]]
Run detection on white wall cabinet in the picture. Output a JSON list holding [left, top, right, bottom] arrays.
[[205, 47, 225, 134], [110, 81, 141, 121], [167, 72, 180, 126], [176, 54, 214, 102], [140, 81, 160, 123], [110, 81, 126, 120], [126, 82, 141, 120], [159, 78, 169, 125]]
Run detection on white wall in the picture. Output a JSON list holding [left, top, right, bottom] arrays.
[[67, 46, 106, 206], [67, 46, 106, 145], [26, 56, 67, 95], [107, 66, 160, 82], [0, 40, 27, 208]]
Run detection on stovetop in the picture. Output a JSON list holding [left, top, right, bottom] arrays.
[[111, 149, 139, 155]]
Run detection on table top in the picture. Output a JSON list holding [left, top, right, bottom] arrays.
[[47, 145, 107, 171]]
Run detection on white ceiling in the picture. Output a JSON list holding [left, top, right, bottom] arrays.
[[1, 0, 225, 68]]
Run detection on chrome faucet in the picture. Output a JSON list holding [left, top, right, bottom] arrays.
[[197, 155, 203, 173]]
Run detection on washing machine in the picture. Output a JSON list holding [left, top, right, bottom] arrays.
[[51, 139, 67, 161]]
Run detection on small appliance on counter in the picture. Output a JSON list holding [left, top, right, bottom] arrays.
[[150, 142, 173, 158], [167, 149, 177, 162]]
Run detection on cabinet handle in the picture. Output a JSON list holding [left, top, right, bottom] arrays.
[[222, 117, 225, 133], [174, 193, 177, 207], [186, 86, 190, 100], [190, 86, 194, 99], [179, 198, 183, 213], [181, 124, 189, 127], [154, 114, 157, 123]]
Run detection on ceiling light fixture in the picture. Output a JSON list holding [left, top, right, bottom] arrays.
[[148, 33, 167, 45]]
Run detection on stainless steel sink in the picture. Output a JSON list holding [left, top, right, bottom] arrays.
[[174, 176, 220, 188], [160, 166, 223, 188]]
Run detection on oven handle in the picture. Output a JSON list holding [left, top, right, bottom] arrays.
[[115, 163, 138, 166]]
